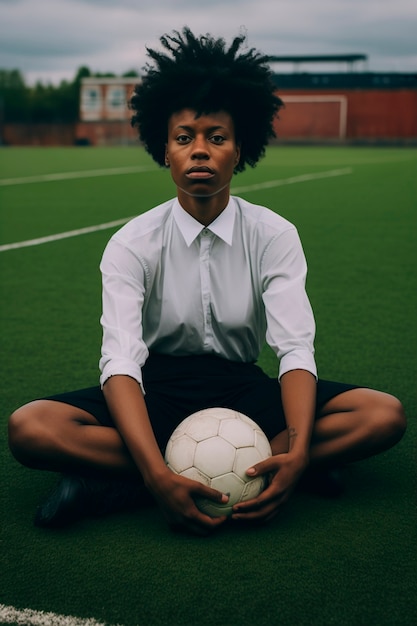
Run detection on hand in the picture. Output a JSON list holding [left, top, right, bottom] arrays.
[[149, 468, 229, 535], [231, 452, 308, 524]]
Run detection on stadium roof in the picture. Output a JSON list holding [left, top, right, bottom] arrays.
[[268, 54, 368, 71], [268, 54, 368, 63]]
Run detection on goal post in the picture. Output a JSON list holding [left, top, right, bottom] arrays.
[[277, 94, 348, 140]]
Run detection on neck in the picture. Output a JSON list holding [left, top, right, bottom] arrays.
[[177, 185, 230, 226]]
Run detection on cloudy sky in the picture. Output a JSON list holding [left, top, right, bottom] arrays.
[[1, 0, 416, 84]]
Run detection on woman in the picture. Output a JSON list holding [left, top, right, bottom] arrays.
[[8, 28, 406, 534]]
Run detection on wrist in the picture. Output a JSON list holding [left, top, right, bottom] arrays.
[[142, 462, 171, 492], [286, 449, 310, 470]]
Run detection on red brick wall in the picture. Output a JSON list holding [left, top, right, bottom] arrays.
[[75, 120, 138, 145], [277, 98, 345, 139], [345, 90, 417, 138], [275, 89, 417, 140], [3, 123, 76, 146]]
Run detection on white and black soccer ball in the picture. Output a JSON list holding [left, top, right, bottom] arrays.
[[165, 407, 272, 517]]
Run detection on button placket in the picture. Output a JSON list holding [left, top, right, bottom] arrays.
[[199, 230, 213, 347]]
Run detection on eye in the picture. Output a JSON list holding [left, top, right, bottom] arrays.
[[176, 134, 191, 144], [210, 134, 226, 145]]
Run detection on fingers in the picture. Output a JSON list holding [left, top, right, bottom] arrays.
[[246, 456, 279, 478], [231, 500, 283, 523], [192, 482, 229, 505], [161, 478, 229, 535], [231, 476, 291, 522], [189, 485, 229, 531], [232, 492, 280, 521]]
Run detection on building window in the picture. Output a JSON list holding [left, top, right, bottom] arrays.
[[81, 86, 102, 112], [106, 86, 126, 112]]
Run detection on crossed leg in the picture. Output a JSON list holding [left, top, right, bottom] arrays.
[[8, 400, 138, 477], [264, 387, 406, 467], [310, 387, 406, 465], [9, 388, 406, 476]]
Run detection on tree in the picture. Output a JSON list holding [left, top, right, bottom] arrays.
[[0, 69, 30, 122], [0, 66, 139, 123]]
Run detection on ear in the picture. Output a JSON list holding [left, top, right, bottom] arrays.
[[164, 146, 170, 167], [234, 143, 241, 167]]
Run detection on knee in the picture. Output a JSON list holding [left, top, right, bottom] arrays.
[[372, 393, 407, 447], [8, 404, 46, 467]]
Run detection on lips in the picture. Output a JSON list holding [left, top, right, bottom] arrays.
[[186, 166, 215, 177]]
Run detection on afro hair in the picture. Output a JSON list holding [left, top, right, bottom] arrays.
[[130, 27, 283, 172]]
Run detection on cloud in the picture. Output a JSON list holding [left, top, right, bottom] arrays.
[[0, 0, 416, 83]]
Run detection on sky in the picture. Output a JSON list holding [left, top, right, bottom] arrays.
[[1, 0, 416, 85]]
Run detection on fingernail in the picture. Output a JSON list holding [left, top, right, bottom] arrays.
[[246, 467, 256, 475]]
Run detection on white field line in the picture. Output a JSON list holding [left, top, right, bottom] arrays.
[[0, 217, 136, 251], [0, 165, 156, 186], [0, 603, 120, 626], [0, 167, 352, 252], [231, 167, 352, 194]]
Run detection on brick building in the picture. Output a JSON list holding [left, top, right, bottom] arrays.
[[76, 77, 138, 145]]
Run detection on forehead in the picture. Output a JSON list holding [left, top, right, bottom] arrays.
[[168, 109, 235, 132]]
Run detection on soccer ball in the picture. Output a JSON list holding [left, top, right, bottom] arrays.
[[165, 407, 272, 517]]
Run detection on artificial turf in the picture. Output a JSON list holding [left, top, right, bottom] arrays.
[[1, 146, 416, 626]]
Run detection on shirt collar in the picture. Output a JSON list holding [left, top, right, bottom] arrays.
[[173, 198, 236, 247]]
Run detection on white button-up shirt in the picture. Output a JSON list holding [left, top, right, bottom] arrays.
[[99, 196, 317, 391]]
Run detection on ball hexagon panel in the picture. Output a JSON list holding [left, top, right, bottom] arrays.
[[185, 415, 220, 442], [218, 418, 255, 448], [194, 437, 236, 477], [180, 466, 210, 486], [166, 434, 197, 473], [233, 446, 264, 479]]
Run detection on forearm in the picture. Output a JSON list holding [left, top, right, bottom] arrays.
[[231, 369, 317, 521], [280, 369, 317, 462], [102, 375, 168, 487]]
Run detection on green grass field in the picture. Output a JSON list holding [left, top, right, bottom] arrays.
[[1, 145, 416, 626]]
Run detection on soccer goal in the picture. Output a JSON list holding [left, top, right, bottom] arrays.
[[278, 95, 348, 140]]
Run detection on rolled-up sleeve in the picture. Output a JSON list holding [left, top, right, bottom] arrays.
[[261, 227, 317, 381], [99, 237, 149, 391]]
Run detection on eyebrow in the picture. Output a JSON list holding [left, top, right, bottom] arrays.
[[176, 125, 227, 133]]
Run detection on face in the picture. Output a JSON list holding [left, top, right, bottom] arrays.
[[165, 109, 241, 203]]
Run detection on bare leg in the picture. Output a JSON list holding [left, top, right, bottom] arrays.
[[8, 400, 139, 477], [269, 388, 406, 479], [8, 400, 149, 527], [309, 388, 406, 466]]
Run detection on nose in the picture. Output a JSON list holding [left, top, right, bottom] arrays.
[[191, 135, 210, 160]]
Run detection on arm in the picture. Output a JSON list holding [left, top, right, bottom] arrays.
[[232, 228, 317, 522], [100, 238, 227, 533], [231, 369, 316, 522], [280, 368, 316, 464], [103, 374, 228, 534]]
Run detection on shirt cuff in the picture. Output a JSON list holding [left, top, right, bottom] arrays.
[[278, 350, 317, 381], [99, 358, 145, 394]]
